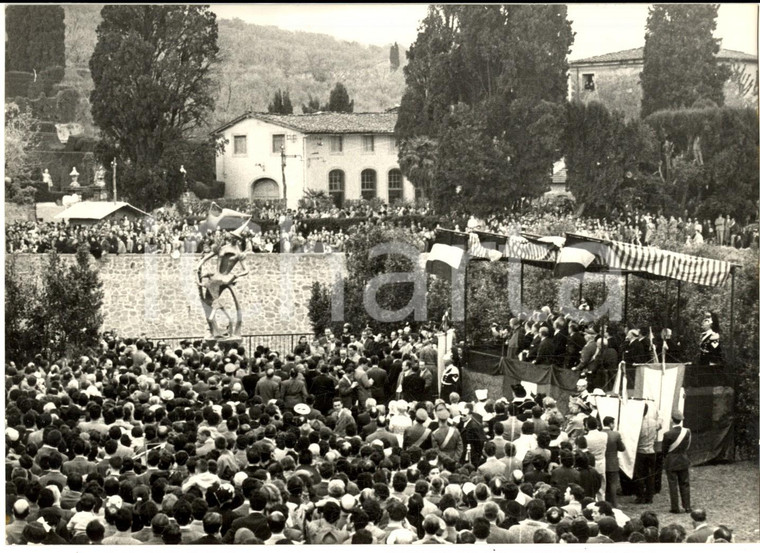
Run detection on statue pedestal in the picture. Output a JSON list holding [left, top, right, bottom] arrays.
[[202, 336, 244, 349]]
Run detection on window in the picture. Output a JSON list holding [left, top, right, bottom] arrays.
[[362, 135, 375, 152], [330, 135, 343, 153], [388, 169, 403, 204], [328, 170, 345, 208], [583, 73, 595, 91], [233, 135, 247, 155], [272, 134, 285, 153], [361, 169, 377, 200]]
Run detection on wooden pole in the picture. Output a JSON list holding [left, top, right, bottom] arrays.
[[520, 260, 524, 307], [463, 261, 469, 346], [624, 273, 629, 326], [730, 269, 736, 364], [675, 281, 681, 335]]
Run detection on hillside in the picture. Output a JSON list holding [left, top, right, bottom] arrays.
[[60, 7, 408, 134]]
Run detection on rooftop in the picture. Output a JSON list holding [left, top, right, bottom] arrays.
[[212, 111, 398, 135], [571, 46, 756, 65], [54, 201, 148, 221]]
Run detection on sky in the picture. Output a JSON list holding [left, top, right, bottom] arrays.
[[210, 3, 758, 60]]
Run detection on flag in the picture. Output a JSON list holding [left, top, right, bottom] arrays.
[[427, 243, 465, 269], [553, 235, 603, 278]]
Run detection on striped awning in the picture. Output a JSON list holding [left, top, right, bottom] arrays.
[[564, 234, 733, 287], [468, 232, 556, 264]]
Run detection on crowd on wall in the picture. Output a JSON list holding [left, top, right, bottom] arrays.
[[5, 308, 734, 545], [6, 199, 758, 255]]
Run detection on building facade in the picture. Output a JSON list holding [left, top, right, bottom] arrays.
[[212, 112, 415, 209], [569, 47, 758, 120]]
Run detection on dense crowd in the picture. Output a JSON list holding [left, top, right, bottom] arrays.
[[5, 309, 734, 545], [6, 199, 757, 255]]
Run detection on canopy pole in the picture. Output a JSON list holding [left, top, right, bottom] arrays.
[[730, 269, 735, 364], [624, 273, 629, 326], [665, 279, 671, 327], [520, 260, 524, 307], [463, 261, 469, 346], [675, 281, 681, 335], [579, 281, 583, 304]]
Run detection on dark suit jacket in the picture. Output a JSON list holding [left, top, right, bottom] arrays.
[[662, 425, 691, 471], [603, 429, 625, 472], [535, 337, 555, 365], [402, 373, 426, 402], [460, 418, 488, 465]]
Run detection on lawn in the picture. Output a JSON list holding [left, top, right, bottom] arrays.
[[617, 460, 760, 543]]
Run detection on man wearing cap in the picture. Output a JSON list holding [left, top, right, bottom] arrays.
[[6, 499, 31, 544], [403, 408, 433, 449], [662, 409, 691, 514], [431, 403, 463, 462]]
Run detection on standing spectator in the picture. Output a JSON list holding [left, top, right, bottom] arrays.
[[602, 416, 626, 508], [685, 509, 714, 543], [633, 404, 660, 504], [662, 410, 691, 514]]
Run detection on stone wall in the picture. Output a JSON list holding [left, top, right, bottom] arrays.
[[8, 253, 346, 338]]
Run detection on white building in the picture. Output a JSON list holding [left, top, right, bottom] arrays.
[[212, 112, 415, 209]]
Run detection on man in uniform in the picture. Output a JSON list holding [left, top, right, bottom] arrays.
[[662, 410, 691, 514], [403, 408, 434, 450]]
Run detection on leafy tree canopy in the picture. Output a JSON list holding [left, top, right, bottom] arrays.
[[641, 4, 730, 117], [89, 5, 219, 208], [396, 5, 574, 218]]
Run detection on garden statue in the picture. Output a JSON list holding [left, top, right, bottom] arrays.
[[42, 168, 53, 190], [69, 167, 80, 187], [94, 164, 106, 187], [196, 219, 250, 339]]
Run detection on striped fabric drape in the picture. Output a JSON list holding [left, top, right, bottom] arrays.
[[467, 232, 555, 263], [602, 239, 732, 287]]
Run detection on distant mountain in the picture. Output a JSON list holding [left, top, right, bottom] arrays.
[[60, 7, 408, 135]]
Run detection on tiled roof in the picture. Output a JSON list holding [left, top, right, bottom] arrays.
[[571, 47, 756, 65], [212, 112, 398, 135]]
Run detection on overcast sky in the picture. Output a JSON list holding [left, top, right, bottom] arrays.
[[211, 3, 758, 60]]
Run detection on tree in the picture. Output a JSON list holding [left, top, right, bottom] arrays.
[[564, 101, 660, 215], [27, 245, 104, 361], [6, 5, 66, 73], [268, 89, 294, 114], [326, 82, 354, 113], [301, 95, 322, 114], [389, 42, 400, 71], [396, 5, 574, 217], [4, 102, 40, 183], [89, 6, 219, 208], [641, 4, 730, 117]]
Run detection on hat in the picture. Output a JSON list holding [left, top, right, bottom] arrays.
[[308, 443, 320, 456], [475, 389, 488, 401], [6, 428, 20, 442], [13, 499, 30, 516], [512, 469, 524, 483], [462, 482, 476, 495], [294, 403, 310, 415], [671, 409, 683, 422], [160, 390, 174, 401], [415, 408, 429, 422], [576, 378, 588, 388], [435, 404, 450, 420], [340, 494, 357, 511], [105, 495, 123, 512]]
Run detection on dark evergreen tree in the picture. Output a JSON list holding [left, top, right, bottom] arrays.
[[389, 41, 400, 71], [268, 89, 294, 114], [301, 94, 322, 114], [396, 5, 574, 217], [326, 82, 354, 113], [5, 5, 66, 73], [89, 5, 219, 209], [641, 4, 730, 117]]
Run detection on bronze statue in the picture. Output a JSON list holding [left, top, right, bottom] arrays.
[[197, 220, 250, 339]]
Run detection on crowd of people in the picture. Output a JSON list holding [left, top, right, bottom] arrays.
[[5, 314, 735, 545], [6, 197, 757, 256]]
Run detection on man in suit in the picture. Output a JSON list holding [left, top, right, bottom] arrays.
[[478, 442, 507, 479], [685, 509, 714, 543], [565, 322, 586, 369], [506, 318, 525, 360], [534, 328, 555, 365], [662, 410, 691, 514], [460, 404, 488, 466], [602, 416, 626, 508], [366, 358, 388, 405]]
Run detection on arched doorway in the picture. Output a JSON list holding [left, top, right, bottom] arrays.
[[250, 178, 279, 200]]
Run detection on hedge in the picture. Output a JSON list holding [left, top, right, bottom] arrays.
[[5, 71, 34, 98]]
